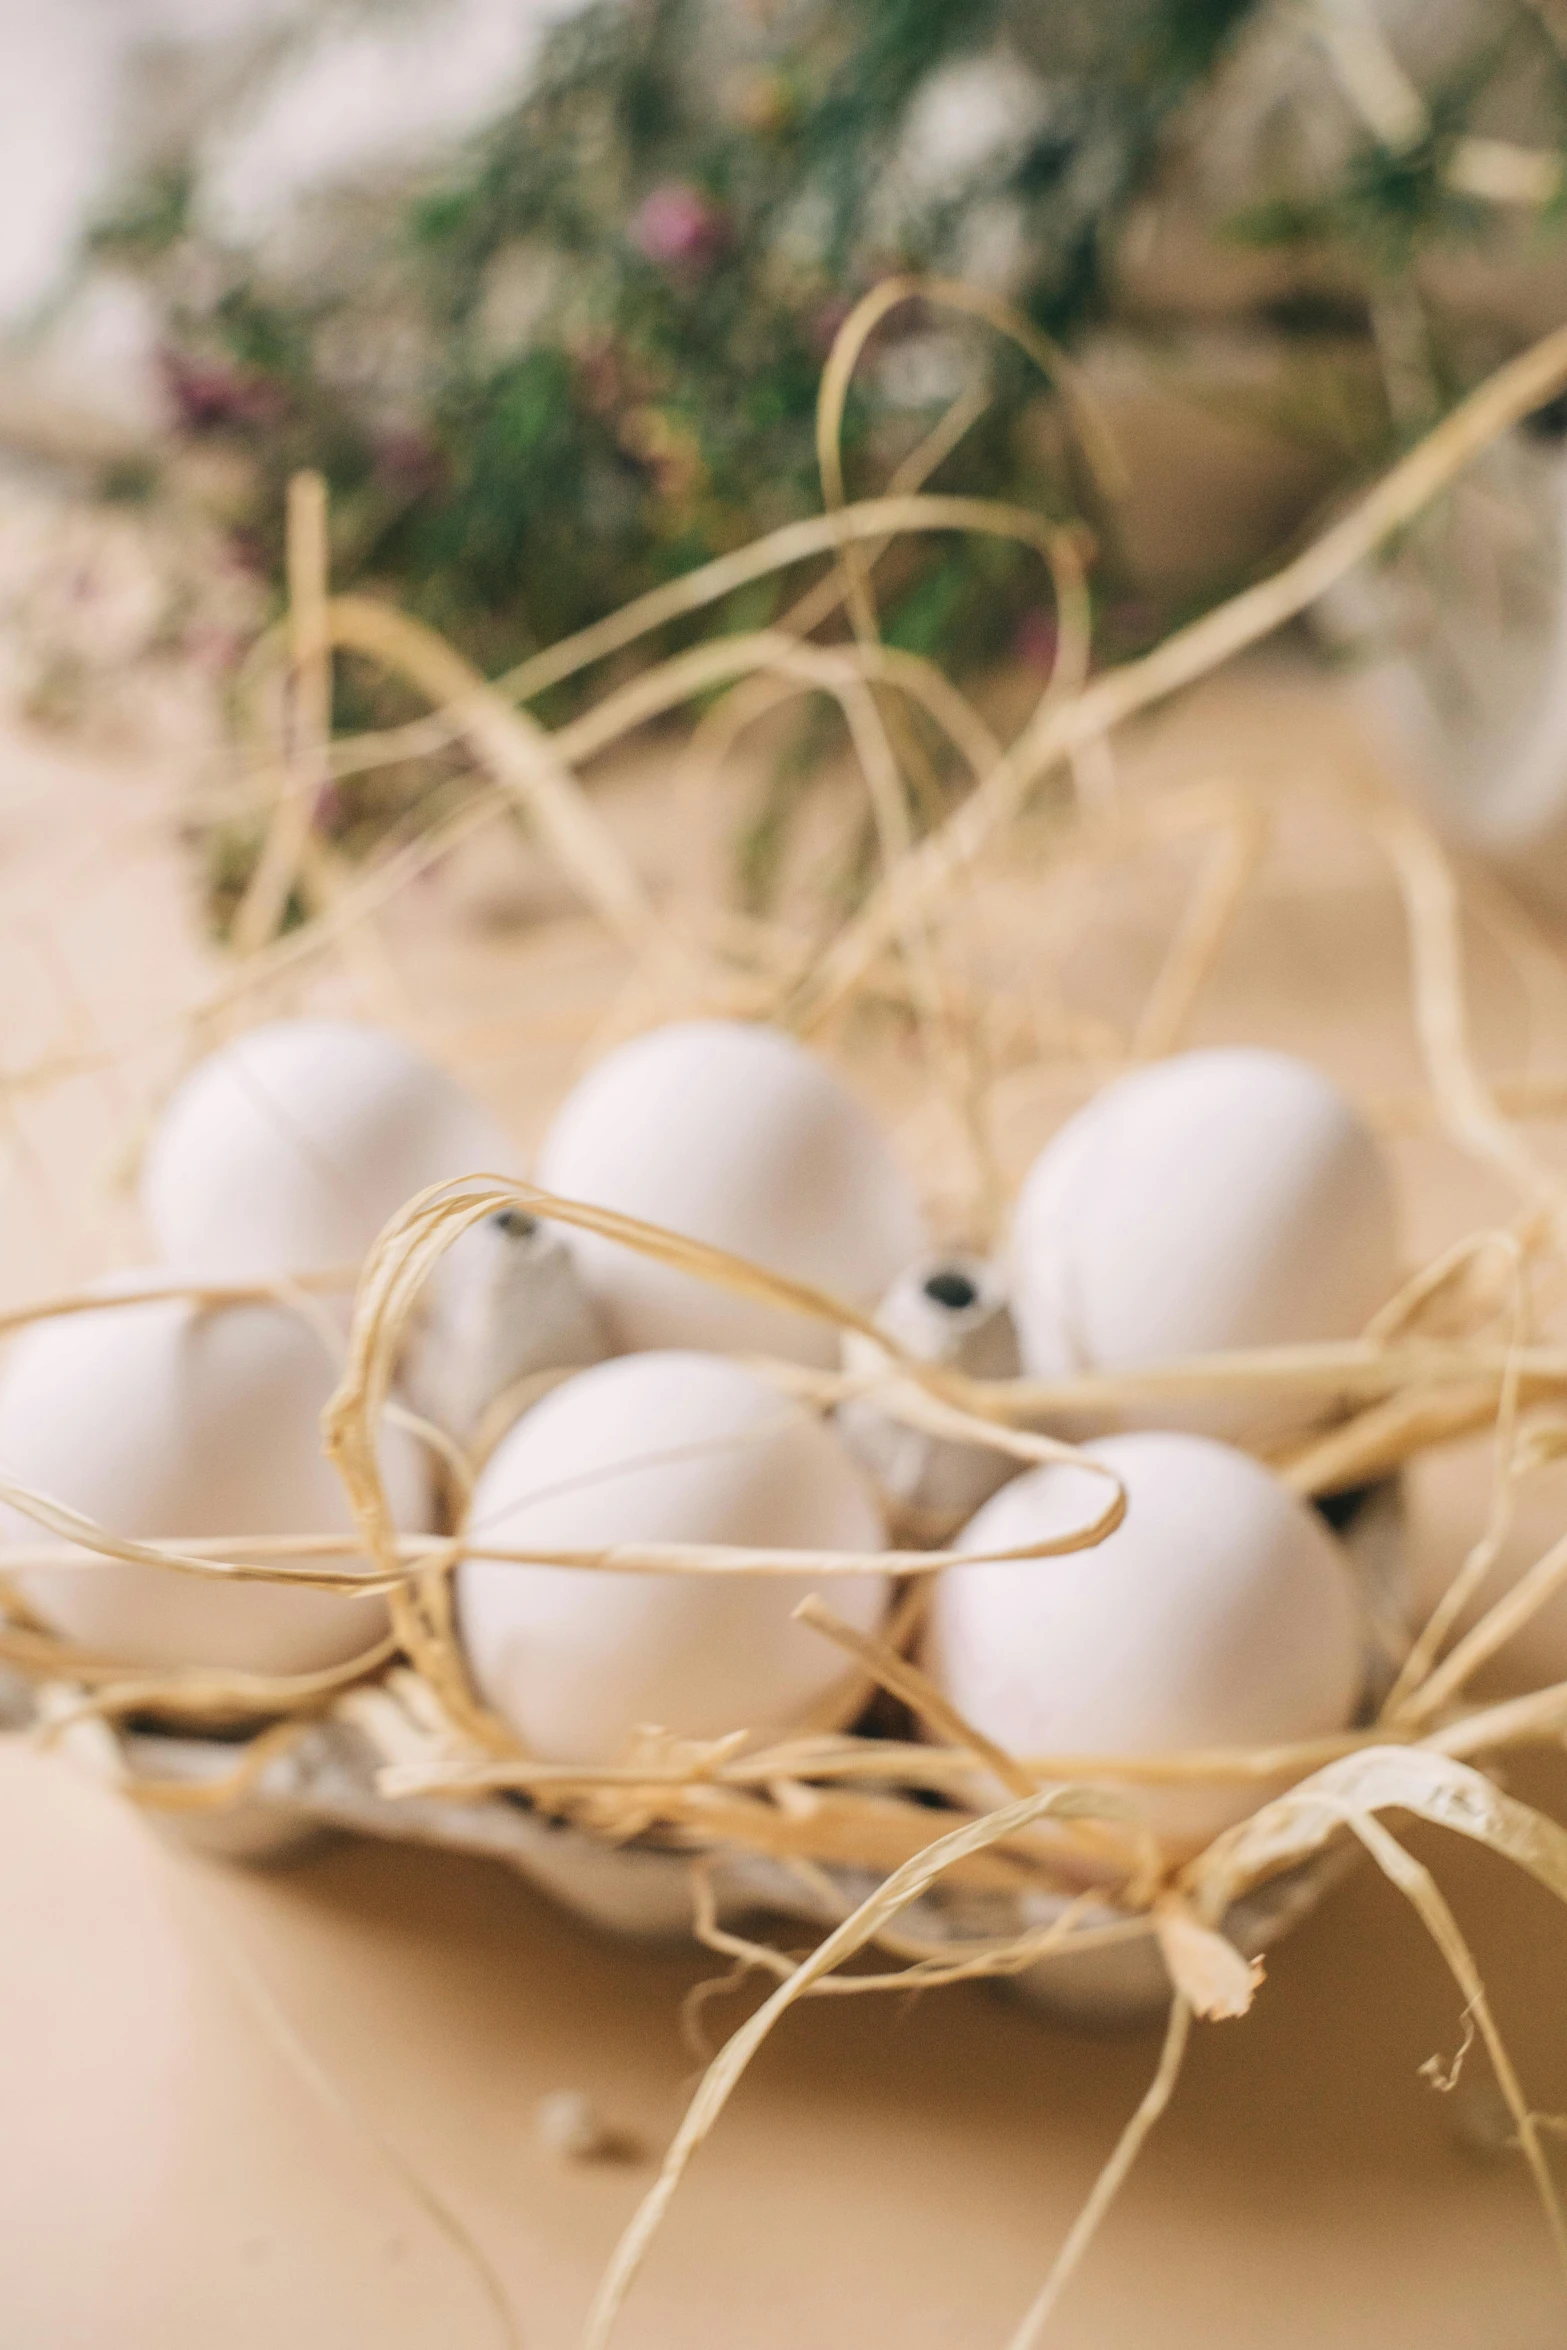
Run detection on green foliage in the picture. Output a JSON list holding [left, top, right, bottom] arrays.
[[105, 0, 1567, 921], [1229, 15, 1567, 271], [90, 162, 193, 262], [140, 0, 1259, 695]]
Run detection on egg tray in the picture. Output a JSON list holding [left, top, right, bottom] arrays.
[[0, 1479, 1404, 2030], [15, 294, 1567, 2350]]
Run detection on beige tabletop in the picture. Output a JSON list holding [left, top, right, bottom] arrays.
[[5, 1731, 1567, 2350], [3, 656, 1567, 2348]]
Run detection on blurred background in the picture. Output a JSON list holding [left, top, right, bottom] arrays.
[[7, 0, 1567, 910]]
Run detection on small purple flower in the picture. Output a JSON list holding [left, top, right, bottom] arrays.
[[225, 527, 271, 578], [1013, 607, 1059, 676], [161, 349, 285, 436], [373, 427, 448, 500], [631, 183, 727, 274]]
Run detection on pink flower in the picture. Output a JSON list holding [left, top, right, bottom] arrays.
[[631, 183, 727, 273], [161, 349, 285, 435], [1013, 607, 1059, 676]]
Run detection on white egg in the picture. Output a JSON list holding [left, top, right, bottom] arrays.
[[457, 1350, 888, 1762], [1010, 1047, 1397, 1439], [0, 1287, 432, 1675], [925, 1429, 1365, 1852], [142, 1017, 517, 1279], [536, 1019, 926, 1365]]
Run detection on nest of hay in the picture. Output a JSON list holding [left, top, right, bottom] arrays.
[[7, 282, 1567, 2348]]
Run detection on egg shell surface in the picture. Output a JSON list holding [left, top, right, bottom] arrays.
[[1010, 1047, 1397, 1437], [0, 1289, 431, 1673], [142, 1017, 517, 1280], [925, 1428, 1364, 1850], [535, 1019, 926, 1365], [458, 1349, 888, 1762]]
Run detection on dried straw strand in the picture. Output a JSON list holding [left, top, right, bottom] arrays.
[[580, 1784, 1141, 2350], [1002, 1997, 1193, 2350], [794, 319, 1567, 1025]]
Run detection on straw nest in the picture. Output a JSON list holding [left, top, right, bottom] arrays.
[[8, 280, 1567, 2348]]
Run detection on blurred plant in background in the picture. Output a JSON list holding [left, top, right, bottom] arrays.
[[107, 3, 1256, 665], [16, 0, 1567, 928]]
